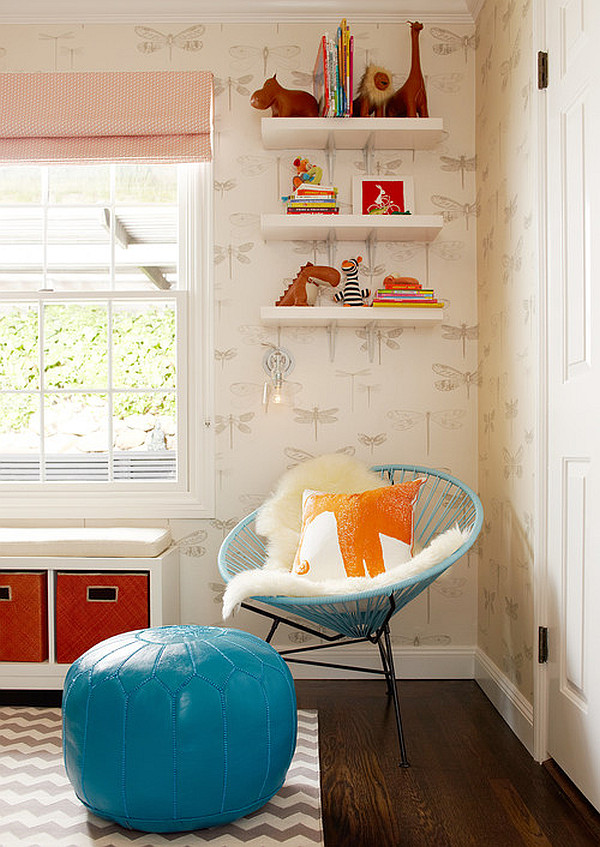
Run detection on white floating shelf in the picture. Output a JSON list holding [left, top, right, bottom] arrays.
[[261, 213, 443, 242], [260, 306, 443, 327], [261, 117, 445, 151]]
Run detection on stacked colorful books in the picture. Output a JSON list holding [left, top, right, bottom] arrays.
[[283, 184, 339, 215], [372, 276, 444, 309], [313, 18, 354, 117]]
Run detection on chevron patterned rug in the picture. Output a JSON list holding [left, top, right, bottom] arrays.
[[0, 707, 323, 847]]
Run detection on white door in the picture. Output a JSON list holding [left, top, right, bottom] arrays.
[[545, 0, 600, 810]]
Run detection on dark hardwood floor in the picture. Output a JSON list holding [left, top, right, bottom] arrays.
[[3, 679, 599, 845], [295, 679, 600, 847]]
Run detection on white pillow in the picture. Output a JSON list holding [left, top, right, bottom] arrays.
[[292, 480, 425, 581], [255, 454, 385, 571]]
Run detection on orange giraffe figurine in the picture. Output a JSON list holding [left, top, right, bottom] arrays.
[[386, 21, 429, 118], [293, 479, 424, 578]]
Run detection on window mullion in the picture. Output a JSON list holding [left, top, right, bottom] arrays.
[[38, 300, 46, 482], [109, 164, 116, 291], [39, 167, 49, 481], [41, 167, 49, 292], [107, 299, 114, 482]]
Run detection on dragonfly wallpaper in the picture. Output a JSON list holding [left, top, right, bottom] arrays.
[[0, 13, 540, 703], [476, 0, 536, 705]]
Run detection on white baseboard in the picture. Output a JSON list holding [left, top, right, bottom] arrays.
[[275, 642, 475, 680], [278, 642, 534, 756], [474, 647, 534, 755]]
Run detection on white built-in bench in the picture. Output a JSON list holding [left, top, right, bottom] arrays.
[[0, 527, 179, 690]]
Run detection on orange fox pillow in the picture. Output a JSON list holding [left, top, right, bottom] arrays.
[[292, 479, 425, 580]]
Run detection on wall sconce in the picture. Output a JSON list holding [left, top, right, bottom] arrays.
[[262, 343, 295, 409]]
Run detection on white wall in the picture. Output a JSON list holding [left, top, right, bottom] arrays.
[[0, 19, 478, 654]]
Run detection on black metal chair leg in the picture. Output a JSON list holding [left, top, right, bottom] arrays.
[[377, 638, 393, 696], [382, 623, 409, 768], [265, 619, 280, 643]]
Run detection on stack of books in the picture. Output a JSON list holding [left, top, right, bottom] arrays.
[[372, 276, 444, 309], [313, 19, 354, 117], [283, 184, 339, 215]]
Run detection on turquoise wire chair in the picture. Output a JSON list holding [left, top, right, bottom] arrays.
[[218, 464, 483, 766]]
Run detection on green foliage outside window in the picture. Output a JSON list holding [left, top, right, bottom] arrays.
[[0, 304, 176, 433]]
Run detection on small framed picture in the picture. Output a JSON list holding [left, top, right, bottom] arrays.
[[352, 176, 415, 215]]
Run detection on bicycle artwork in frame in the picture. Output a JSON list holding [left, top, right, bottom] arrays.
[[352, 175, 415, 215]]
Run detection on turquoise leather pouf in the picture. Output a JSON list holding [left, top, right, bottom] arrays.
[[62, 625, 297, 832]]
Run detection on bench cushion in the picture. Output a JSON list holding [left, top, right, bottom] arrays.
[[0, 527, 171, 558]]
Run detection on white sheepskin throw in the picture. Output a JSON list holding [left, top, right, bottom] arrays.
[[255, 453, 385, 572], [222, 524, 471, 619]]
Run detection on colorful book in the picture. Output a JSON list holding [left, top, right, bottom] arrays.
[[286, 208, 340, 215], [376, 288, 434, 296], [295, 185, 338, 196], [287, 195, 337, 201], [383, 276, 421, 289], [287, 201, 338, 208], [287, 195, 338, 202], [374, 296, 436, 302], [374, 292, 437, 300], [327, 37, 336, 116], [373, 298, 439, 306], [314, 20, 354, 118], [372, 301, 443, 308], [344, 21, 352, 115], [348, 35, 354, 112], [313, 35, 330, 116], [384, 287, 422, 293], [336, 24, 343, 115], [338, 19, 352, 116]]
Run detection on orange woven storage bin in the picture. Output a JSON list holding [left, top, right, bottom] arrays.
[[55, 572, 149, 664], [0, 571, 48, 662]]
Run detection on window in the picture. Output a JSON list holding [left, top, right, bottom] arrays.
[[0, 162, 214, 518]]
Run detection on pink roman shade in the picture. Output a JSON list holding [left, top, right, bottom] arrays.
[[0, 71, 213, 163]]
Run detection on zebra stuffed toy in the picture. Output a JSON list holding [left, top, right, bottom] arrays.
[[335, 255, 370, 305]]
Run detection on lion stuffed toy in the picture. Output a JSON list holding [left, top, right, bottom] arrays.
[[352, 64, 393, 117]]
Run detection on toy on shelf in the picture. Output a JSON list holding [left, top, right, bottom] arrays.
[[335, 256, 370, 306], [250, 75, 319, 117], [276, 262, 341, 306], [282, 157, 339, 215], [386, 22, 429, 118], [352, 65, 393, 117], [372, 274, 443, 309], [292, 156, 323, 190]]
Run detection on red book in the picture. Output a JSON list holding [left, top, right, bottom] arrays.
[[313, 35, 330, 117], [383, 275, 421, 290], [295, 186, 338, 196], [286, 208, 340, 214]]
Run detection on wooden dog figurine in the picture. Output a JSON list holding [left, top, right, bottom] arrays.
[[386, 22, 429, 118], [251, 75, 319, 118]]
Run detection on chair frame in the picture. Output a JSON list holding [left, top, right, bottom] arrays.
[[218, 464, 483, 766]]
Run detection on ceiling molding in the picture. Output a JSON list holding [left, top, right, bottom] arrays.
[[0, 0, 477, 25], [466, 0, 486, 21]]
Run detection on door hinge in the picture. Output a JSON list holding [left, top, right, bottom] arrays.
[[538, 51, 549, 89], [538, 626, 549, 663]]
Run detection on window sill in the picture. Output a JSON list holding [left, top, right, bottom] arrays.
[[0, 486, 215, 520]]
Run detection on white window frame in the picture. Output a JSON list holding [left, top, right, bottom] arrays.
[[0, 162, 214, 519]]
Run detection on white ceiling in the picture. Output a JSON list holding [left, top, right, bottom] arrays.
[[0, 0, 481, 24]]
